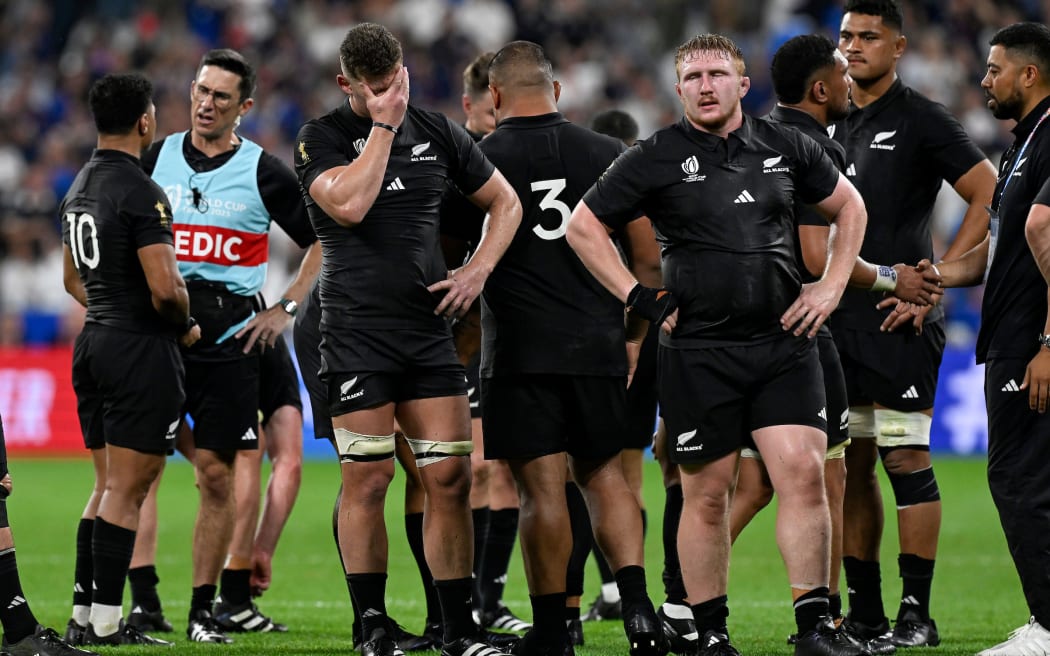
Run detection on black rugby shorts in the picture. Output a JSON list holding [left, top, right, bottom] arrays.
[[73, 325, 185, 454], [658, 335, 827, 465], [322, 328, 467, 417], [258, 335, 303, 426], [833, 320, 946, 412], [465, 351, 482, 420], [481, 374, 626, 461], [292, 315, 332, 441], [184, 354, 260, 451], [818, 328, 850, 448], [624, 324, 659, 449]]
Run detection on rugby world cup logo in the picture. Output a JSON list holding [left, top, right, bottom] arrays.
[[680, 155, 705, 183]]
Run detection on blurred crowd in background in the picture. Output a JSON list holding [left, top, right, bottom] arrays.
[[0, 0, 1043, 348]]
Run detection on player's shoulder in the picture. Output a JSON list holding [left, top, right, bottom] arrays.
[[895, 84, 960, 124]]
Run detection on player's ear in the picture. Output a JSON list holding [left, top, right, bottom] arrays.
[[489, 84, 501, 111], [553, 80, 561, 102], [139, 113, 149, 136], [813, 80, 827, 103]]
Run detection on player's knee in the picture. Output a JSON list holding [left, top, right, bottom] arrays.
[[884, 464, 939, 508]]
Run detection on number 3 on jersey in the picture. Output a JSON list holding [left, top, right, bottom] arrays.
[[66, 212, 100, 271], [531, 178, 570, 241]]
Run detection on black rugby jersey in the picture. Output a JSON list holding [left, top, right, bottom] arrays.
[[766, 105, 848, 285], [295, 102, 494, 330], [143, 134, 316, 250], [474, 112, 628, 377], [583, 114, 840, 347], [834, 80, 986, 330], [60, 149, 177, 335], [977, 94, 1050, 363]]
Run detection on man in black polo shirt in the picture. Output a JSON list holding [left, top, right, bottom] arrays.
[[927, 22, 1050, 656], [475, 41, 664, 656], [831, 1, 997, 648], [62, 73, 197, 647], [295, 22, 522, 656], [568, 33, 868, 656]]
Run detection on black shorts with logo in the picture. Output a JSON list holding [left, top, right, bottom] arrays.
[[293, 313, 332, 440], [818, 328, 850, 447], [625, 323, 659, 449], [481, 374, 626, 462], [659, 334, 827, 465], [183, 352, 260, 452], [322, 327, 467, 417], [259, 335, 303, 426], [466, 351, 482, 419], [73, 324, 185, 454], [833, 320, 946, 412]]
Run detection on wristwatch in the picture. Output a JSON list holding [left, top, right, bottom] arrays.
[[278, 297, 298, 317], [1039, 333, 1050, 349]]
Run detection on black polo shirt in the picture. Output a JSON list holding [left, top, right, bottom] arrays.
[[766, 105, 848, 285], [834, 79, 987, 331], [583, 114, 840, 347], [294, 102, 494, 331], [60, 149, 178, 336], [977, 94, 1050, 364], [473, 112, 627, 377]]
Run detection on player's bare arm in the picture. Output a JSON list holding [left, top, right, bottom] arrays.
[[308, 67, 410, 226], [943, 159, 997, 260], [428, 168, 522, 318], [139, 242, 199, 346], [567, 201, 677, 334], [62, 244, 87, 308], [236, 240, 322, 352], [782, 173, 866, 338]]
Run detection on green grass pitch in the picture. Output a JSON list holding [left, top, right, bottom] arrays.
[[7, 456, 1025, 655]]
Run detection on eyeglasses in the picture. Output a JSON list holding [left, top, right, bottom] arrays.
[[192, 83, 236, 109]]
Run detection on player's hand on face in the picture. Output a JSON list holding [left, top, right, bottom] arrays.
[[1022, 348, 1050, 413], [364, 66, 409, 128], [428, 265, 485, 319], [893, 261, 943, 306], [235, 306, 292, 353], [179, 323, 202, 348], [781, 280, 842, 338]]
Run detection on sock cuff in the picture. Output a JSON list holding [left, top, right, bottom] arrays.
[[898, 553, 935, 578]]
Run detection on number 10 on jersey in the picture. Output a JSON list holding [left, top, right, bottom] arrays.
[[65, 212, 100, 271]]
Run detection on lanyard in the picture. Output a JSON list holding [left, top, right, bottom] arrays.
[[986, 106, 1050, 283], [996, 106, 1050, 209]]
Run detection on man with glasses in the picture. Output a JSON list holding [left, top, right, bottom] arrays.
[[142, 48, 317, 643]]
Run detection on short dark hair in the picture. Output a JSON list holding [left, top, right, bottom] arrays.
[[591, 109, 639, 144], [990, 22, 1050, 74], [843, 0, 903, 31], [463, 52, 495, 98], [88, 73, 153, 136], [488, 41, 554, 89], [771, 35, 839, 104], [674, 34, 746, 78], [198, 48, 256, 103], [339, 23, 403, 80]]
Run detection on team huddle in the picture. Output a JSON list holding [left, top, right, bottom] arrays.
[[0, 1, 1046, 656]]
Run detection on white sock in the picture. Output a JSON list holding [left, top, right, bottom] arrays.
[[89, 603, 122, 637], [72, 605, 90, 627], [600, 582, 621, 603]]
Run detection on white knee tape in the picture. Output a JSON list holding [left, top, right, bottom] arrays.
[[333, 429, 395, 462], [405, 438, 473, 468], [740, 447, 762, 461], [848, 406, 876, 439], [873, 409, 932, 448]]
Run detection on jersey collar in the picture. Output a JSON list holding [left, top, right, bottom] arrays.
[[1012, 93, 1050, 142], [677, 114, 753, 151], [495, 112, 568, 129], [768, 105, 827, 133]]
